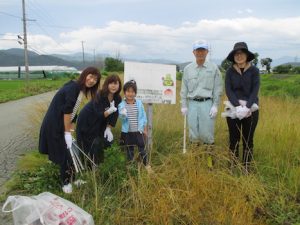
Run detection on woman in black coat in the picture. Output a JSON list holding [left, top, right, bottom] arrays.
[[76, 74, 122, 165], [225, 42, 260, 173], [39, 67, 101, 193]]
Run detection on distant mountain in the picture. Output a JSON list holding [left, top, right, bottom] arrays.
[[0, 48, 73, 66], [52, 52, 108, 62], [271, 56, 299, 67], [124, 57, 180, 65], [0, 48, 96, 69], [210, 56, 298, 67], [281, 62, 300, 67], [2, 48, 297, 70]]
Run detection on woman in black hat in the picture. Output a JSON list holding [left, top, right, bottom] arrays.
[[224, 42, 260, 173]]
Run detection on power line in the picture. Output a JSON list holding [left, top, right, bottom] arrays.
[[0, 38, 17, 41], [0, 33, 18, 36], [27, 0, 56, 23], [0, 11, 21, 19], [26, 0, 75, 30], [27, 45, 48, 55], [31, 21, 74, 54]]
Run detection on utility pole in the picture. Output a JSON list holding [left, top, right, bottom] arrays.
[[22, 0, 29, 80], [93, 48, 96, 65], [81, 41, 85, 66]]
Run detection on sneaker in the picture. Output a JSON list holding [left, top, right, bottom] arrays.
[[62, 183, 72, 194], [74, 179, 87, 187], [145, 165, 154, 174]]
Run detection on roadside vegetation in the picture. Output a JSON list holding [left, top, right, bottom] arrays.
[[0, 74, 73, 103], [1, 73, 300, 224]]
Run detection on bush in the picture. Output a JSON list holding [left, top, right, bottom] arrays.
[[273, 65, 292, 74], [98, 144, 127, 189], [176, 71, 183, 80], [4, 152, 60, 195], [101, 70, 108, 76], [104, 57, 124, 72], [291, 66, 300, 74]]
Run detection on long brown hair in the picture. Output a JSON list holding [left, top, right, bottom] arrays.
[[77, 67, 101, 100], [100, 74, 122, 98]]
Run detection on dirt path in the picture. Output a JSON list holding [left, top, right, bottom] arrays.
[[0, 91, 55, 223]]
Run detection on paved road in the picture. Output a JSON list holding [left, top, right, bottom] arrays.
[[0, 91, 55, 223]]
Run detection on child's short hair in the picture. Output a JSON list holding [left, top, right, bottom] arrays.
[[123, 80, 137, 93]]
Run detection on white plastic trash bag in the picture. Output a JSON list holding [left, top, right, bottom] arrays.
[[2, 192, 94, 225], [2, 195, 41, 225]]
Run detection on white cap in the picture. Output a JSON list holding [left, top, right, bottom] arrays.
[[192, 40, 209, 50]]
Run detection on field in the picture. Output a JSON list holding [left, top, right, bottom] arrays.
[[1, 74, 300, 224], [260, 74, 300, 98], [0, 77, 70, 103]]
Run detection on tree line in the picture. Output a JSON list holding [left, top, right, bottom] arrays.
[[104, 55, 300, 75]]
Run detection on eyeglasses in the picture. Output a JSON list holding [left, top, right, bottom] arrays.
[[234, 51, 246, 57]]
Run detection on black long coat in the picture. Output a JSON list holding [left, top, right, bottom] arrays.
[[39, 81, 80, 165], [76, 93, 121, 153]]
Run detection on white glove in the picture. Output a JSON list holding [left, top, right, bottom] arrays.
[[64, 132, 72, 149], [106, 100, 117, 115], [250, 103, 259, 112], [209, 105, 218, 118], [245, 106, 252, 118], [236, 106, 250, 120], [181, 107, 188, 116], [104, 127, 113, 142], [238, 100, 247, 106], [119, 107, 127, 117]]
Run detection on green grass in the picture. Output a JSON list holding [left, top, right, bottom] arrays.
[[260, 73, 300, 98], [0, 78, 69, 103]]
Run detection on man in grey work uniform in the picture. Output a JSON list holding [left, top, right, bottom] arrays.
[[180, 40, 223, 145]]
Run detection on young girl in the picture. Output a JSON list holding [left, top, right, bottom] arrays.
[[76, 74, 122, 166], [118, 80, 152, 172], [39, 67, 101, 194]]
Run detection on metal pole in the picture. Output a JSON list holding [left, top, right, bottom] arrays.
[[147, 103, 153, 163], [81, 41, 85, 66], [93, 48, 96, 65], [22, 0, 29, 80], [183, 115, 187, 153]]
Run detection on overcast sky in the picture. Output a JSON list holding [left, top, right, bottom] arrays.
[[0, 0, 299, 62]]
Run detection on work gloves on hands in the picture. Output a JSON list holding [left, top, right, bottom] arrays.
[[64, 132, 72, 149], [106, 100, 117, 115], [119, 107, 127, 117], [209, 105, 218, 118], [181, 107, 188, 116], [104, 127, 113, 142], [238, 100, 247, 106], [181, 106, 218, 118], [236, 105, 251, 120]]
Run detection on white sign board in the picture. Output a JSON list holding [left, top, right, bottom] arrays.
[[124, 61, 176, 104]]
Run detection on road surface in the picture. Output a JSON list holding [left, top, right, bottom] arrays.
[[0, 91, 55, 223]]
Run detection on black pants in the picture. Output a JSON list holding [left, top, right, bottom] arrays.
[[226, 111, 259, 166], [121, 132, 148, 165], [60, 150, 75, 185], [77, 135, 110, 166]]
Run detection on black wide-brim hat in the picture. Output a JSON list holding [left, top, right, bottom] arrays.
[[226, 42, 255, 62]]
